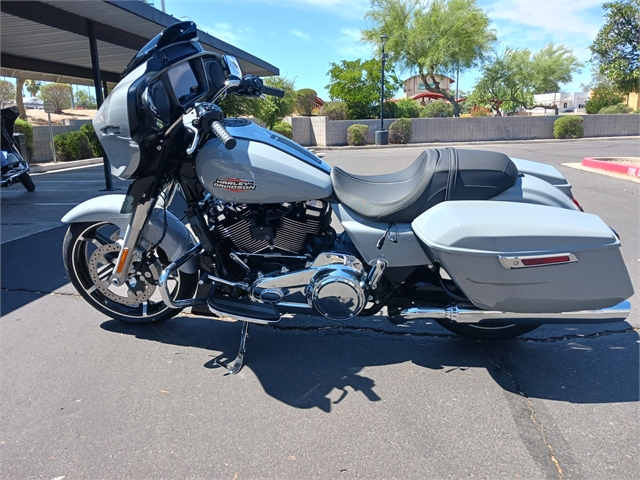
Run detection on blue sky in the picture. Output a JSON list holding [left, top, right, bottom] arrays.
[[162, 0, 607, 99]]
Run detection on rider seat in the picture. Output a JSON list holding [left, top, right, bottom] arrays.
[[330, 147, 518, 223]]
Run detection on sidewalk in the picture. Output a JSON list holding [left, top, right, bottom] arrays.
[[315, 135, 640, 151]]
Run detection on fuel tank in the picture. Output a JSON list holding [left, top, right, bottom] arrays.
[[195, 119, 333, 203]]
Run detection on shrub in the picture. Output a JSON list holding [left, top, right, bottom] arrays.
[[585, 84, 624, 114], [295, 88, 317, 116], [420, 101, 454, 118], [395, 98, 420, 118], [54, 131, 93, 161], [40, 83, 72, 113], [470, 105, 491, 117], [388, 118, 412, 144], [321, 101, 347, 120], [347, 124, 369, 146], [14, 119, 34, 158], [80, 123, 103, 157], [271, 121, 293, 139], [382, 101, 397, 119], [553, 116, 584, 139], [598, 103, 634, 114]]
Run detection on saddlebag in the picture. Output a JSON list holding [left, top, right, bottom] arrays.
[[412, 201, 634, 313]]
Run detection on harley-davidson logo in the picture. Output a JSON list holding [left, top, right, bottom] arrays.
[[213, 178, 257, 192]]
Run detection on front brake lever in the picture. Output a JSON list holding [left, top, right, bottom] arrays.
[[183, 110, 200, 155]]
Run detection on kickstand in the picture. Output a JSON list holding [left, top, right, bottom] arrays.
[[215, 321, 249, 375]]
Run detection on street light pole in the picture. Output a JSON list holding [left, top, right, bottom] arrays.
[[375, 34, 389, 146]]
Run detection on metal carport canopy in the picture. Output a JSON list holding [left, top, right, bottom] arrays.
[[0, 0, 280, 89], [0, 0, 279, 190]]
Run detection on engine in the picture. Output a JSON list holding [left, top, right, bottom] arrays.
[[204, 199, 375, 321], [206, 199, 333, 270]]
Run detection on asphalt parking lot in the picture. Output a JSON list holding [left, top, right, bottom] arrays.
[[1, 137, 639, 479]]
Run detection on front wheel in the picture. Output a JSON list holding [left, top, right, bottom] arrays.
[[435, 320, 539, 340], [19, 172, 35, 191], [63, 221, 198, 323]]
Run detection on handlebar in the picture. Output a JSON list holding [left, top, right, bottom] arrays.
[[211, 120, 236, 150], [261, 85, 285, 98]]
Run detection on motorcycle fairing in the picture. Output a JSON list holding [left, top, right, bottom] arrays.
[[412, 201, 634, 313], [61, 195, 198, 273]]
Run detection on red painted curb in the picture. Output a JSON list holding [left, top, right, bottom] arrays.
[[582, 158, 640, 177]]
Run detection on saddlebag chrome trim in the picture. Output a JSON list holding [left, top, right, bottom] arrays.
[[499, 253, 577, 269], [394, 300, 631, 324]]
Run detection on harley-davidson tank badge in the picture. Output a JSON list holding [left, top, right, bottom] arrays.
[[213, 178, 257, 192]]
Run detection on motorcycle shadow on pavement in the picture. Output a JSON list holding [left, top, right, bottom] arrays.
[[101, 314, 639, 412]]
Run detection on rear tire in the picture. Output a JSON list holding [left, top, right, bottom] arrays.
[[63, 221, 198, 324], [435, 320, 540, 339], [19, 172, 35, 191]]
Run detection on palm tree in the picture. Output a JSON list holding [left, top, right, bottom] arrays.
[[24, 79, 42, 98]]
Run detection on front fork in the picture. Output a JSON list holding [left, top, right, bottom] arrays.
[[110, 201, 154, 286]]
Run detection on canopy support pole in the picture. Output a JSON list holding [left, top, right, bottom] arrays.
[[88, 20, 114, 191]]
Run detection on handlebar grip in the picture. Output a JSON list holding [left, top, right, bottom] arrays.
[[262, 86, 285, 98], [211, 121, 237, 150]]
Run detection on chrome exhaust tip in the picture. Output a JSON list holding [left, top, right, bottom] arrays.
[[393, 300, 631, 325]]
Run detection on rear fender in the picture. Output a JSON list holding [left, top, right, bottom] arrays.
[[61, 195, 199, 273], [511, 158, 573, 198], [492, 174, 579, 210]]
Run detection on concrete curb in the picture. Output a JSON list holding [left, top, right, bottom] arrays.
[[315, 135, 640, 151], [581, 157, 640, 178], [30, 157, 103, 173]]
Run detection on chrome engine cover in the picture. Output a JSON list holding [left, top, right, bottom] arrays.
[[306, 265, 366, 320], [250, 252, 367, 320]]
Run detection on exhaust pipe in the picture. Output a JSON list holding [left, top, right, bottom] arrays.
[[394, 300, 631, 325]]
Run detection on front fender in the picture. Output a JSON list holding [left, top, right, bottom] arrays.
[[62, 195, 199, 274]]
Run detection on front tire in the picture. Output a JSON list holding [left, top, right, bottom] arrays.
[[435, 320, 539, 339], [63, 221, 198, 323], [19, 172, 35, 191]]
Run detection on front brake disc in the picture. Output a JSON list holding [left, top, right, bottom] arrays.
[[88, 243, 157, 305]]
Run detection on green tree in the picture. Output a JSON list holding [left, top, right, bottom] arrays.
[[590, 0, 640, 94], [0, 79, 16, 108], [326, 58, 402, 120], [395, 98, 421, 118], [218, 93, 258, 118], [295, 88, 317, 116], [74, 90, 97, 109], [531, 44, 583, 93], [420, 100, 454, 117], [362, 0, 496, 117], [320, 101, 348, 120], [584, 82, 625, 113], [40, 83, 72, 113], [252, 76, 296, 129], [468, 45, 582, 115], [24, 80, 42, 98]]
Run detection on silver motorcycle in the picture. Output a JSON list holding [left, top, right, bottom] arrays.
[[62, 22, 633, 374]]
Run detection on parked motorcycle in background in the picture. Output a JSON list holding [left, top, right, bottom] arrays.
[[61, 22, 633, 374], [1, 106, 35, 192]]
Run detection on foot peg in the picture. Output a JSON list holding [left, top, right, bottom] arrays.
[[207, 295, 280, 324]]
